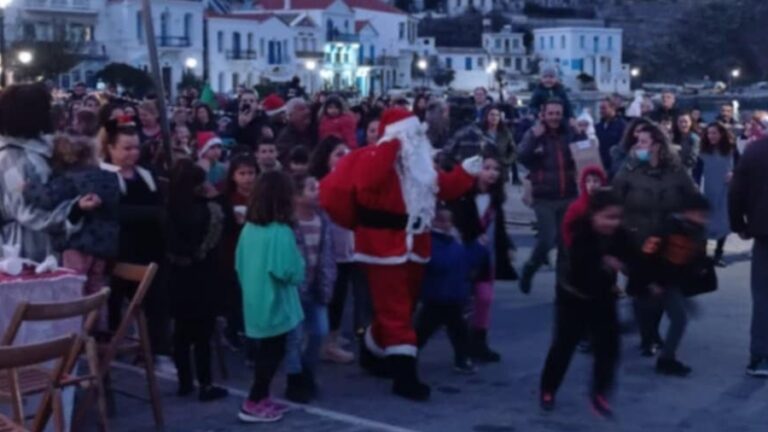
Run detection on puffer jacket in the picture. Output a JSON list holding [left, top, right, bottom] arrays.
[[612, 156, 698, 249], [517, 127, 582, 201], [528, 83, 573, 120], [294, 210, 337, 305]]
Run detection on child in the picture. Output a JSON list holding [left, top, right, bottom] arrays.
[[236, 171, 305, 423], [284, 174, 336, 403], [635, 193, 710, 377], [318, 95, 358, 150], [256, 140, 280, 173], [528, 66, 573, 120], [540, 188, 631, 417], [196, 131, 227, 186], [562, 166, 608, 248], [288, 145, 310, 176], [24, 134, 120, 296], [451, 151, 517, 363], [417, 204, 486, 374], [166, 160, 229, 402], [220, 155, 259, 349]]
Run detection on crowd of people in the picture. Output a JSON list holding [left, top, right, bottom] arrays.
[[0, 68, 766, 424]]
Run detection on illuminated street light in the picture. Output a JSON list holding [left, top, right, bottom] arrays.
[[184, 57, 198, 69], [417, 59, 428, 71], [486, 61, 498, 74], [17, 50, 32, 65], [631, 67, 641, 78], [731, 68, 741, 79], [305, 60, 317, 71]]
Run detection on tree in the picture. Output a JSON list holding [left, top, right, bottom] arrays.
[[432, 68, 455, 88], [94, 63, 154, 96], [12, 40, 82, 82]]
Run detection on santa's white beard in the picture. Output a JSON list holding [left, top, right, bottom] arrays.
[[394, 124, 438, 234]]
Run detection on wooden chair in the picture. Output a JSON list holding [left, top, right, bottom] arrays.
[[76, 263, 163, 428], [0, 335, 77, 432], [0, 288, 111, 431]]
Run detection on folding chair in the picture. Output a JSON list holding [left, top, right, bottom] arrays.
[[0, 288, 111, 432], [76, 263, 163, 428], [0, 335, 77, 432]]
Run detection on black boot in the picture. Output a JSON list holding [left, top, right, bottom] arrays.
[[302, 369, 318, 398], [285, 373, 312, 403], [360, 337, 390, 378], [469, 329, 501, 363], [389, 355, 431, 402]]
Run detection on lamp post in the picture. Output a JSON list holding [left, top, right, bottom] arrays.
[[17, 50, 31, 65], [305, 59, 316, 94], [417, 58, 428, 89], [730, 68, 740, 91], [0, 0, 12, 88], [630, 67, 641, 89], [184, 57, 198, 72]]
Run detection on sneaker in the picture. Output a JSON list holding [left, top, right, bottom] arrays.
[[540, 392, 555, 411], [590, 394, 614, 419], [238, 399, 283, 423], [321, 344, 355, 364], [453, 358, 478, 375], [199, 385, 229, 402], [154, 355, 177, 376], [746, 358, 768, 378], [656, 358, 692, 377], [263, 398, 291, 414]]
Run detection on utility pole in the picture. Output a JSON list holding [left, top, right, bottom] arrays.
[[141, 0, 173, 172]]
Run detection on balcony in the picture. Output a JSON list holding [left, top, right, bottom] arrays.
[[359, 56, 399, 67], [225, 50, 257, 60], [295, 50, 324, 59], [157, 36, 191, 48], [24, 0, 97, 13], [327, 32, 359, 44]]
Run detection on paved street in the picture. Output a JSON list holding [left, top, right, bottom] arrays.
[[91, 187, 766, 432]]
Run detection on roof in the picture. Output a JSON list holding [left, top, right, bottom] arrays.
[[355, 20, 370, 33], [255, 0, 405, 15], [207, 11, 316, 28], [436, 47, 486, 55]]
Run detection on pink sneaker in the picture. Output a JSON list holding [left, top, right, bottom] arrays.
[[238, 399, 283, 423], [264, 398, 291, 414]]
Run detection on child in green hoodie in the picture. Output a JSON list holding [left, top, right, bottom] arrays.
[[236, 171, 305, 423]]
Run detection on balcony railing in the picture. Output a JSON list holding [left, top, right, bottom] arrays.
[[327, 32, 359, 44], [157, 36, 191, 48], [295, 50, 324, 59], [359, 56, 399, 67], [225, 50, 257, 60], [24, 0, 96, 12]]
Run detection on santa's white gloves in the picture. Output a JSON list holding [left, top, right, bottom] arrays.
[[461, 155, 483, 176], [35, 255, 58, 275]]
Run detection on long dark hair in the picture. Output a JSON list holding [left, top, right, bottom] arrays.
[[619, 117, 653, 153], [193, 104, 217, 131], [413, 94, 429, 121], [167, 159, 206, 217], [477, 148, 506, 209], [481, 104, 510, 134], [700, 122, 734, 156], [223, 154, 258, 198], [246, 171, 295, 226], [309, 135, 346, 179], [0, 83, 54, 138], [672, 111, 693, 144]]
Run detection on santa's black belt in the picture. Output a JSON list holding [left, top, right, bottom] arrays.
[[357, 206, 408, 230]]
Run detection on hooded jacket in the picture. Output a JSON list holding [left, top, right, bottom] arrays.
[[561, 166, 608, 248]]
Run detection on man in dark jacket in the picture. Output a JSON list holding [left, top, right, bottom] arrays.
[[528, 67, 573, 121], [518, 99, 581, 294], [729, 136, 768, 377], [596, 98, 626, 174], [275, 98, 315, 162], [650, 90, 679, 123]]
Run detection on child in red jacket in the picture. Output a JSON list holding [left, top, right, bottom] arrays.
[[562, 166, 608, 248], [318, 95, 358, 150]]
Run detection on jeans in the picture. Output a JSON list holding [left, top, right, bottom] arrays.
[[540, 295, 619, 396], [285, 301, 329, 375], [634, 295, 664, 349], [416, 302, 471, 361], [248, 334, 287, 402], [751, 238, 768, 359], [525, 199, 571, 276], [660, 288, 688, 359]]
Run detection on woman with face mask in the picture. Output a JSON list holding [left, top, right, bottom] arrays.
[[611, 122, 698, 357]]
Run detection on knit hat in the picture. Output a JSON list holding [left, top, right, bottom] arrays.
[[377, 107, 416, 138], [262, 93, 286, 116], [541, 65, 559, 78], [196, 131, 222, 158]]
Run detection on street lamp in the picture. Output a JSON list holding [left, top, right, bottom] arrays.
[[417, 58, 428, 88], [630, 67, 641, 78], [305, 60, 317, 71], [305, 60, 317, 94], [0, 0, 12, 87], [184, 57, 198, 70], [17, 50, 32, 65], [731, 68, 741, 79]]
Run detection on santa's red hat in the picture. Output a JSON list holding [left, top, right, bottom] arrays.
[[378, 107, 418, 138], [262, 93, 286, 116], [196, 131, 222, 158]]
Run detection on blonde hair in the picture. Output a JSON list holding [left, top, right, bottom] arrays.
[[138, 100, 159, 118], [52, 134, 96, 172]]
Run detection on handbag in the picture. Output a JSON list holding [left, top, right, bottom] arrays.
[[681, 257, 718, 298]]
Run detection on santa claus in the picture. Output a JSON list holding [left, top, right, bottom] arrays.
[[320, 107, 481, 401]]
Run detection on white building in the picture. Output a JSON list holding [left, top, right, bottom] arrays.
[[206, 12, 324, 94], [533, 26, 630, 94], [445, 0, 496, 16], [1, 0, 109, 88], [103, 0, 205, 96], [482, 24, 528, 76]]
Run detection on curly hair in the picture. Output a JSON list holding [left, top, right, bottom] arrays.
[[700, 122, 734, 156]]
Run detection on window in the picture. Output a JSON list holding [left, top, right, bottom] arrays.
[[504, 38, 510, 52], [593, 36, 599, 52], [504, 57, 512, 67], [345, 20, 349, 31], [232, 73, 239, 90], [478, 57, 484, 67], [160, 11, 169, 39], [465, 57, 472, 71], [608, 36, 613, 50], [560, 35, 565, 49], [514, 57, 522, 71], [370, 45, 375, 61], [579, 35, 585, 49], [571, 58, 584, 71], [283, 39, 288, 62], [446, 57, 453, 69], [248, 33, 254, 51], [399, 23, 405, 40], [260, 38, 265, 57], [217, 31, 223, 53], [72, 70, 81, 83], [513, 39, 520, 49], [233, 32, 242, 55], [136, 12, 143, 42], [184, 13, 193, 39], [495, 39, 501, 49], [217, 73, 224, 92], [549, 36, 554, 49], [359, 45, 364, 64]]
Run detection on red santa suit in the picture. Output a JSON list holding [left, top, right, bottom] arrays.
[[320, 108, 479, 400]]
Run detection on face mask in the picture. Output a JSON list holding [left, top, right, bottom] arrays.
[[635, 148, 651, 162]]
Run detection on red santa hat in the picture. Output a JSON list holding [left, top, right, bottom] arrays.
[[262, 93, 286, 116], [378, 107, 418, 138], [196, 131, 222, 158]]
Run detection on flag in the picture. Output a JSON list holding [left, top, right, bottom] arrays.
[[200, 83, 219, 110]]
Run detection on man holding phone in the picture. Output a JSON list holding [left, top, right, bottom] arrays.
[[234, 89, 268, 149]]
